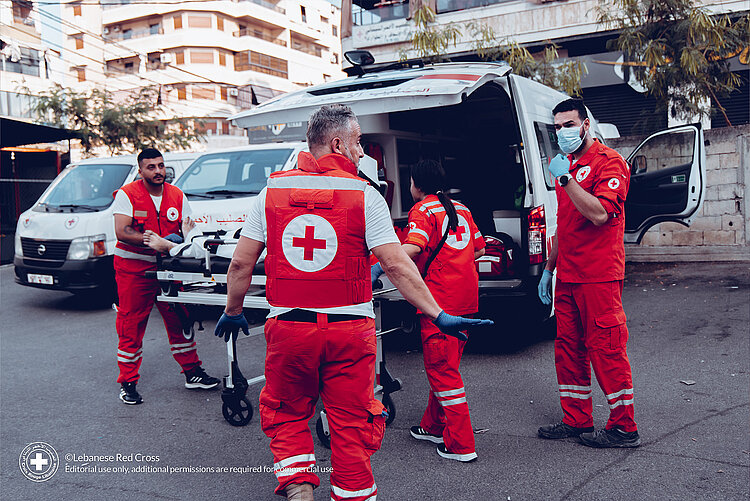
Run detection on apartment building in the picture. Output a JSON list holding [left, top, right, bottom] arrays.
[[340, 0, 748, 135], [1, 0, 345, 146]]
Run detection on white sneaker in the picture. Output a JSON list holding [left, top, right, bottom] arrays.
[[436, 443, 477, 462]]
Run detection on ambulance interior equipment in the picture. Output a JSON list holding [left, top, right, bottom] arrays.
[[14, 152, 198, 296], [151, 233, 403, 436], [229, 60, 706, 329]]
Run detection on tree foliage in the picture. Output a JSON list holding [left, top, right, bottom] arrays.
[[596, 0, 749, 126], [30, 84, 203, 155], [402, 6, 585, 96]]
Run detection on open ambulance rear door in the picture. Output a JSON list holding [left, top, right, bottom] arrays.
[[623, 124, 706, 243]]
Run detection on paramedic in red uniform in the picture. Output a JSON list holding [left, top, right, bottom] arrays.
[[537, 98, 640, 448], [214, 105, 492, 501], [377, 159, 485, 462], [113, 148, 219, 405]]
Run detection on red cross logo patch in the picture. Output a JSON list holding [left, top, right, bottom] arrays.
[[282, 214, 338, 272], [442, 214, 471, 250]]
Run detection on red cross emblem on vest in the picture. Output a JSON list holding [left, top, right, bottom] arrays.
[[292, 225, 327, 261], [282, 214, 338, 272]]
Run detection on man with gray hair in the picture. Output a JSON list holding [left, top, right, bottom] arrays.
[[215, 104, 491, 501]]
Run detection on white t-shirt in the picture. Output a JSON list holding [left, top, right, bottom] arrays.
[[241, 185, 399, 318], [112, 189, 192, 219]]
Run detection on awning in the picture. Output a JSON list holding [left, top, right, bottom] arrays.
[[0, 116, 81, 148]]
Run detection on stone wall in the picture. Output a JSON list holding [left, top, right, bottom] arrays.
[[608, 124, 750, 262]]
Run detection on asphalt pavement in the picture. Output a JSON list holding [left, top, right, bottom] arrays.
[[1, 262, 748, 501]]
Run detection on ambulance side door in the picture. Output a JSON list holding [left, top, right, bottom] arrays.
[[624, 124, 705, 243]]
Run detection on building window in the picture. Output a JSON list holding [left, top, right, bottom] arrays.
[[176, 85, 186, 100], [149, 23, 160, 35], [74, 67, 85, 82], [220, 87, 228, 100], [192, 86, 215, 100], [235, 51, 288, 78], [332, 25, 337, 37], [173, 15, 182, 30], [320, 15, 328, 23], [218, 52, 226, 66], [300, 6, 307, 23], [190, 50, 214, 64], [122, 28, 132, 40], [72, 3, 82, 16], [332, 52, 338, 64], [187, 14, 212, 28], [175, 50, 184, 64], [217, 16, 224, 31], [73, 35, 84, 50], [1, 46, 40, 76], [124, 61, 134, 72]]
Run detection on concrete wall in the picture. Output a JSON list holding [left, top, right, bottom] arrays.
[[609, 124, 750, 262]]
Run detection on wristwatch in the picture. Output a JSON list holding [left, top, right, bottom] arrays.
[[558, 173, 573, 187]]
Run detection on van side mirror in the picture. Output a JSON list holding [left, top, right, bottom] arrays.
[[632, 155, 647, 175], [344, 50, 375, 67]]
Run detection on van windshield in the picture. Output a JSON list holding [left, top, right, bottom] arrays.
[[37, 163, 132, 212], [176, 149, 293, 199]]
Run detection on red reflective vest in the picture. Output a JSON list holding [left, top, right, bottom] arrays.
[[115, 180, 183, 259], [264, 152, 371, 308]]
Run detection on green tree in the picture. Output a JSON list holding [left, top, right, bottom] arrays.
[[402, 6, 585, 95], [596, 0, 749, 126], [30, 84, 203, 154]]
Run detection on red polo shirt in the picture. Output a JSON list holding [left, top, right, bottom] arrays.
[[555, 140, 630, 283]]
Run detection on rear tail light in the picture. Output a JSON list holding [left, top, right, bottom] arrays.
[[528, 205, 546, 265]]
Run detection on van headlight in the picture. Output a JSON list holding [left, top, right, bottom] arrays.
[[15, 233, 22, 257], [67, 234, 108, 260]]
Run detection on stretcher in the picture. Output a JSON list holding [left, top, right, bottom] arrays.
[[151, 232, 403, 443]]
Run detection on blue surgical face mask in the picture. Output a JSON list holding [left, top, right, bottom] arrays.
[[556, 123, 586, 154]]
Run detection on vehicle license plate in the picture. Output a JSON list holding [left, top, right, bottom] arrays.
[[28, 274, 54, 285]]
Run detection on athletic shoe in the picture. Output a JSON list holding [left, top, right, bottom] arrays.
[[579, 428, 641, 448], [410, 426, 444, 444], [184, 366, 220, 390], [538, 421, 594, 439], [119, 382, 143, 405], [436, 443, 477, 462]]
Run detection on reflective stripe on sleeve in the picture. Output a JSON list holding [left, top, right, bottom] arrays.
[[331, 482, 377, 499], [559, 384, 592, 392], [606, 388, 634, 400], [439, 396, 467, 407], [434, 387, 465, 398], [559, 391, 592, 400], [609, 398, 635, 409], [114, 248, 157, 262], [273, 453, 316, 478], [408, 228, 429, 240]]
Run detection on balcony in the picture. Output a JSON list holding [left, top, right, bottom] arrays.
[[436, 0, 515, 14], [104, 25, 163, 42], [291, 44, 323, 57], [233, 28, 287, 47], [239, 0, 286, 15], [353, 1, 409, 26]]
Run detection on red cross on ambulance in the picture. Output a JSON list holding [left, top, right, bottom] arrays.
[[442, 214, 471, 250], [281, 214, 338, 272]]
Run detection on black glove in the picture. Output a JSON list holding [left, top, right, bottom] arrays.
[[214, 312, 249, 343]]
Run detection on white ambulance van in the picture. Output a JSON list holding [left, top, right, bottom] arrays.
[[228, 60, 706, 329], [14, 152, 198, 297]]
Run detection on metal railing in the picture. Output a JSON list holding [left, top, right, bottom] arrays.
[[290, 44, 322, 57], [238, 0, 286, 15], [436, 0, 515, 14], [104, 26, 163, 42], [233, 29, 287, 46]]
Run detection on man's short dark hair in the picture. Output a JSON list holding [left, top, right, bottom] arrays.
[[137, 148, 163, 165], [552, 98, 588, 121], [306, 104, 357, 148]]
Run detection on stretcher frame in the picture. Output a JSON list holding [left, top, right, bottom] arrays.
[[153, 236, 403, 436]]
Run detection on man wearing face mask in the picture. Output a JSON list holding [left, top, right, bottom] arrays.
[[537, 98, 639, 448]]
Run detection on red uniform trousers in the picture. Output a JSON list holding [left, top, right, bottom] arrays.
[[554, 280, 637, 432], [259, 315, 385, 501], [418, 315, 475, 454], [114, 256, 201, 383]]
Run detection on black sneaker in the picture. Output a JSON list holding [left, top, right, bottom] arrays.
[[538, 421, 594, 439], [119, 382, 143, 405], [436, 443, 477, 462], [410, 426, 444, 444], [184, 366, 220, 390], [579, 428, 641, 448]]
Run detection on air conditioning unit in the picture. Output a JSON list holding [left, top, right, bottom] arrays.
[[112, 25, 121, 32], [103, 27, 110, 35], [160, 53, 173, 63], [330, 55, 337, 64], [228, 88, 238, 97]]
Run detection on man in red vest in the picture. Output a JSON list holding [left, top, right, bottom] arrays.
[[215, 105, 491, 501], [113, 148, 219, 405]]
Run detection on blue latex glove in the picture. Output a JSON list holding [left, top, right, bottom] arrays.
[[164, 233, 184, 244], [214, 312, 249, 343], [548, 154, 570, 178], [432, 311, 494, 341], [538, 269, 553, 305], [371, 262, 384, 286]]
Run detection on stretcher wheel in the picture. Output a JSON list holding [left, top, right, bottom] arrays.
[[315, 416, 331, 449], [222, 397, 253, 427], [382, 393, 396, 427]]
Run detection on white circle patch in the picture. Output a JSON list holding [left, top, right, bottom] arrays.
[[576, 166, 591, 183], [608, 178, 620, 190], [442, 214, 471, 250], [282, 214, 338, 272], [19, 442, 59, 483], [166, 207, 179, 221], [64, 216, 78, 230]]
